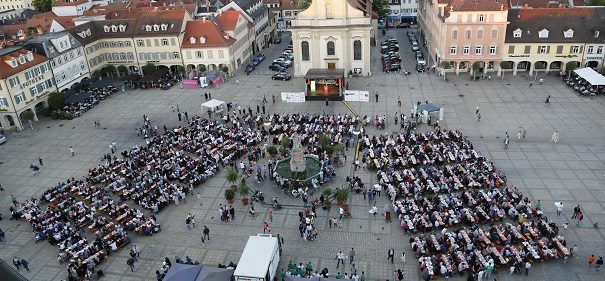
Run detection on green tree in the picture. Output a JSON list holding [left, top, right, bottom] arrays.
[[142, 63, 156, 75], [26, 27, 38, 37], [372, 0, 390, 19], [20, 110, 35, 121], [221, 65, 229, 74], [47, 92, 65, 110], [199, 64, 207, 74], [177, 65, 186, 75], [440, 61, 452, 69], [587, 0, 605, 5], [117, 65, 128, 76], [298, 0, 311, 9], [102, 65, 116, 78], [565, 61, 578, 71], [32, 0, 53, 12], [500, 61, 513, 70]]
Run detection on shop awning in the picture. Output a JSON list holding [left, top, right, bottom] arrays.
[[573, 67, 605, 86], [304, 69, 345, 80]]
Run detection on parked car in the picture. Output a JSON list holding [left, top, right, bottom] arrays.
[[416, 56, 426, 65], [0, 132, 6, 144], [386, 22, 395, 29], [384, 63, 401, 72], [398, 22, 410, 28], [280, 53, 294, 60], [271, 72, 292, 81], [273, 37, 281, 44], [245, 64, 255, 74], [411, 42, 419, 51], [416, 63, 425, 72], [416, 51, 424, 58], [256, 54, 265, 61], [269, 64, 287, 72]]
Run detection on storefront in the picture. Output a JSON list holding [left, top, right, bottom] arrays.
[[303, 69, 345, 101]]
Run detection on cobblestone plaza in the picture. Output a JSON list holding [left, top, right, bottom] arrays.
[[1, 31, 605, 281]]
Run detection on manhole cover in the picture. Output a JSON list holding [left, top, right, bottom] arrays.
[[465, 83, 469, 86], [507, 83, 511, 85], [257, 86, 261, 88], [458, 94, 464, 97]]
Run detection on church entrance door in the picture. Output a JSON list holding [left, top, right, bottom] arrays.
[[327, 63, 336, 69]]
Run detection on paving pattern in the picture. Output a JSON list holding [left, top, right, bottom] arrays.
[[0, 28, 604, 281]]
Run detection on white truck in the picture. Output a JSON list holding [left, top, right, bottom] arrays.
[[233, 234, 280, 281]]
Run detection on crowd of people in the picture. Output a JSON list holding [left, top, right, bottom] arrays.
[[360, 129, 570, 279]]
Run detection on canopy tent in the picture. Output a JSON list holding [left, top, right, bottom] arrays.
[[417, 103, 440, 113], [195, 267, 234, 281], [163, 263, 202, 281], [573, 67, 605, 86], [163, 264, 234, 281], [201, 99, 225, 113]]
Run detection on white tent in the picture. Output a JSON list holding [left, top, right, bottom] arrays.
[[201, 99, 225, 113], [573, 68, 605, 86]]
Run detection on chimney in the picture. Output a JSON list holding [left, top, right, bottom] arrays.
[[523, 3, 528, 10], [202, 16, 207, 21]]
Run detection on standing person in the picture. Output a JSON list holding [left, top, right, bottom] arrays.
[[596, 256, 603, 271], [577, 211, 584, 226], [12, 257, 21, 270], [204, 93, 208, 100], [400, 252, 406, 263], [69, 146, 74, 156], [272, 94, 275, 103], [335, 251, 346, 268], [477, 113, 481, 122], [38, 157, 43, 166], [263, 221, 270, 233], [524, 261, 531, 276], [203, 226, 210, 241], [375, 93, 379, 102], [325, 98, 329, 106], [132, 245, 141, 258], [268, 210, 273, 222], [256, 105, 260, 114], [555, 202, 564, 216], [572, 205, 581, 219], [517, 131, 522, 140], [522, 130, 527, 139], [208, 93, 211, 99], [262, 105, 266, 114], [545, 95, 551, 107], [349, 248, 355, 264], [11, 194, 18, 206], [475, 106, 480, 115], [127, 257, 136, 272], [503, 137, 509, 150], [177, 112, 182, 121], [387, 248, 395, 263], [398, 96, 401, 107], [263, 95, 268, 104], [184, 112, 189, 121], [589, 255, 596, 268]]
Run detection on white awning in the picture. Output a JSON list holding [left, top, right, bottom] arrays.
[[573, 67, 605, 86], [201, 99, 225, 112]]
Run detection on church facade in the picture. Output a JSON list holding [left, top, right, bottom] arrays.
[[290, 0, 373, 77]]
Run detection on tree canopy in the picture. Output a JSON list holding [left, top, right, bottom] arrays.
[[32, 0, 53, 12], [372, 0, 390, 19], [587, 0, 605, 6]]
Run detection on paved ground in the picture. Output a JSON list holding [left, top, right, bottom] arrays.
[[1, 28, 605, 281]]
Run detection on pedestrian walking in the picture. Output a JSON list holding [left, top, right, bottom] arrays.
[[263, 95, 267, 104], [551, 131, 559, 144], [475, 106, 479, 115], [577, 211, 584, 226], [11, 194, 18, 206], [503, 137, 509, 150], [572, 205, 580, 219], [204, 93, 208, 100], [477, 113, 481, 122], [12, 257, 21, 270], [589, 255, 596, 268], [272, 94, 275, 103], [335, 251, 346, 268], [375, 93, 379, 102], [596, 257, 603, 271], [133, 245, 140, 257], [127, 257, 136, 272], [555, 202, 564, 216], [349, 248, 355, 264], [38, 157, 43, 166], [529, 80, 533, 87], [203, 225, 210, 241], [177, 112, 182, 121], [525, 261, 531, 275], [69, 146, 74, 156], [517, 131, 522, 140], [522, 130, 527, 139], [256, 105, 260, 114], [208, 93, 211, 99], [325, 98, 329, 106], [400, 252, 406, 263], [268, 210, 273, 222], [387, 248, 395, 263], [184, 111, 189, 121], [545, 95, 551, 107], [263, 221, 270, 233], [262, 105, 265, 114], [398, 96, 401, 107]]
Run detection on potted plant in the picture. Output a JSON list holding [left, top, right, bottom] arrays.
[[238, 179, 251, 205], [224, 189, 235, 204], [266, 145, 278, 158], [321, 187, 333, 210], [333, 188, 349, 206], [226, 168, 239, 192]]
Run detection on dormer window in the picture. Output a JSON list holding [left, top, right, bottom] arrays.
[[189, 37, 196, 44], [595, 30, 600, 38], [153, 24, 159, 31], [145, 25, 152, 31], [18, 55, 26, 64], [513, 28, 522, 38], [103, 25, 110, 32], [538, 28, 549, 38], [161, 24, 168, 31], [10, 58, 18, 67], [86, 29, 91, 36], [111, 25, 117, 32], [563, 29, 573, 38], [200, 36, 206, 44], [119, 24, 126, 32], [26, 51, 34, 61]]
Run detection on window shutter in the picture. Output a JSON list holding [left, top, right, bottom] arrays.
[[579, 46, 583, 53], [546, 46, 550, 54]]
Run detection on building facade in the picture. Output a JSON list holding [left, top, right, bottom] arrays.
[[26, 32, 90, 91], [387, 0, 418, 24], [0, 0, 32, 12], [418, 0, 508, 75], [222, 0, 273, 53], [0, 47, 57, 130], [290, 0, 372, 77], [503, 7, 605, 76]]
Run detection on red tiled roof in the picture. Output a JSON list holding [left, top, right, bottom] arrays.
[[181, 19, 236, 48], [214, 10, 240, 30], [0, 48, 48, 79], [440, 0, 509, 12], [280, 0, 298, 9], [54, 0, 88, 7]]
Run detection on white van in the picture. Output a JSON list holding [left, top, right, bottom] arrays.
[[199, 77, 208, 88], [233, 234, 280, 281]]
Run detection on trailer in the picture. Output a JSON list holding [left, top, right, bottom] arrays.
[[233, 234, 280, 281]]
